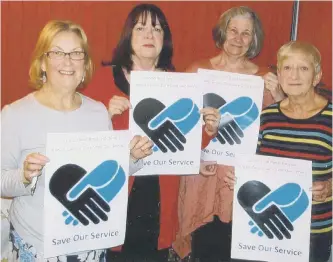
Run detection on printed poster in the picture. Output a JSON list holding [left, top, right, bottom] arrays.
[[129, 71, 203, 175], [44, 131, 130, 258], [199, 69, 264, 166], [231, 154, 312, 262]]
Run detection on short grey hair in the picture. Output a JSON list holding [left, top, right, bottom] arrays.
[[277, 41, 322, 74], [212, 6, 264, 59]]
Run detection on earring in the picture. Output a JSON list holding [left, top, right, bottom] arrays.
[[81, 75, 85, 83], [41, 71, 47, 84]]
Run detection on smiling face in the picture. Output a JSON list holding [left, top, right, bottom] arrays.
[[223, 15, 254, 58], [278, 52, 322, 97], [41, 31, 85, 92], [131, 13, 164, 63]]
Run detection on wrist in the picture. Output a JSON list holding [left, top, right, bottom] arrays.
[[204, 126, 217, 137], [130, 154, 139, 163], [271, 87, 285, 102], [325, 179, 332, 197], [22, 170, 31, 185]]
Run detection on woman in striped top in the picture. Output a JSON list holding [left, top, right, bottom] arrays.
[[226, 40, 332, 262], [256, 41, 332, 262]]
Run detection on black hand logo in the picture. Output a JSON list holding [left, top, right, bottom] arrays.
[[203, 93, 244, 145], [49, 164, 110, 226], [133, 98, 186, 153], [237, 180, 294, 240]]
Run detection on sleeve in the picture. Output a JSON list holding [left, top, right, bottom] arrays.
[[186, 61, 216, 149], [128, 158, 143, 176], [201, 126, 214, 149], [256, 113, 265, 155], [1, 105, 33, 197], [106, 104, 113, 131]]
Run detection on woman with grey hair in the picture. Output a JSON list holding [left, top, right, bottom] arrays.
[[173, 6, 285, 261], [225, 40, 332, 262]]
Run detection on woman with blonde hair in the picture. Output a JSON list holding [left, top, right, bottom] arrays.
[[1, 20, 152, 261]]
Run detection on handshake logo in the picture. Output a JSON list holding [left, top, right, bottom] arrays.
[[203, 93, 259, 145], [49, 160, 125, 226], [237, 181, 309, 240], [133, 98, 200, 153]]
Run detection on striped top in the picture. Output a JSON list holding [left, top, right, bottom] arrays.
[[257, 102, 332, 234]]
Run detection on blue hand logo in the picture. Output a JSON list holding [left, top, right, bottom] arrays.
[[203, 93, 259, 145], [237, 180, 309, 240], [49, 160, 125, 226], [133, 98, 200, 153]]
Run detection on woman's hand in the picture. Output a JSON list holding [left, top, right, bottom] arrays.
[[263, 72, 285, 102], [201, 107, 221, 136], [23, 153, 49, 183], [311, 179, 332, 202], [200, 161, 217, 176], [108, 96, 131, 118], [223, 166, 236, 190], [130, 135, 154, 161]]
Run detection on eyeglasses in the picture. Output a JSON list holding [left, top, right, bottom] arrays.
[[44, 51, 86, 61]]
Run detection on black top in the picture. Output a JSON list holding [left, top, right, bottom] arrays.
[[112, 66, 161, 255]]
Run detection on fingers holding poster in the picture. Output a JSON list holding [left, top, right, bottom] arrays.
[[231, 155, 312, 262], [44, 131, 130, 258], [129, 71, 203, 175], [199, 69, 264, 166]]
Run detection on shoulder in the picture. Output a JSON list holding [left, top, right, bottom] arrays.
[[1, 93, 37, 128], [260, 103, 280, 121], [2, 93, 35, 116], [261, 102, 279, 113], [79, 94, 111, 129], [259, 103, 281, 128], [255, 66, 270, 76], [80, 94, 108, 113], [185, 59, 212, 73], [321, 101, 332, 117]]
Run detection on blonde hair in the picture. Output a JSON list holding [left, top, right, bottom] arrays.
[[212, 6, 264, 59], [29, 20, 93, 89], [277, 41, 322, 74]]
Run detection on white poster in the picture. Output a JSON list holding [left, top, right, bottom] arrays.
[[129, 71, 203, 175], [44, 131, 130, 258], [231, 154, 312, 262], [199, 69, 264, 166]]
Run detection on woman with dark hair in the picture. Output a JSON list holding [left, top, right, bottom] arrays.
[[83, 3, 220, 261], [110, 4, 174, 73]]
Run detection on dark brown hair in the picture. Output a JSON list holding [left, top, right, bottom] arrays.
[[105, 3, 174, 72]]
